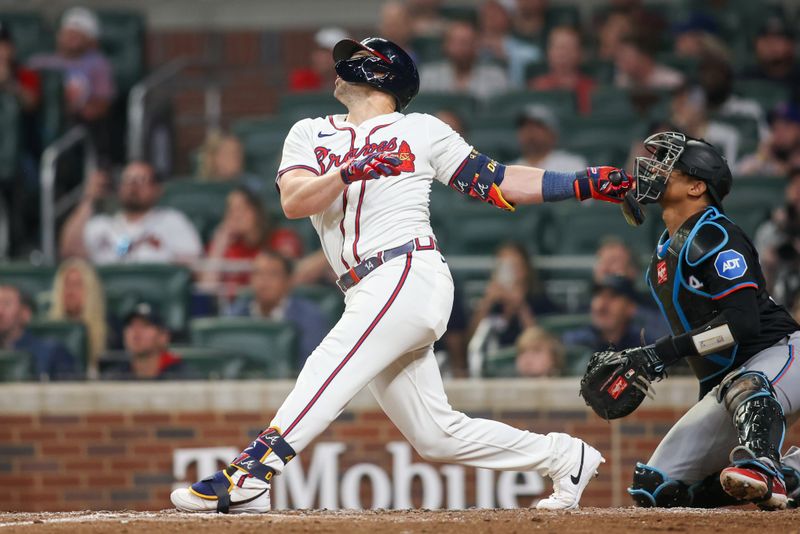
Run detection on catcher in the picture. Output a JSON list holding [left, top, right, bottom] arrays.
[[580, 131, 800, 510]]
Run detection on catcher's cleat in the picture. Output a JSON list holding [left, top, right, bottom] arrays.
[[720, 465, 788, 510], [536, 439, 605, 510], [170, 468, 270, 514]]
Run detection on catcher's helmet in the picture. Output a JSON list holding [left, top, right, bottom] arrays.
[[633, 131, 732, 207], [332, 37, 419, 111]]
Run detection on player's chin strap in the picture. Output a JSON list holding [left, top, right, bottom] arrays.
[[449, 149, 515, 211]]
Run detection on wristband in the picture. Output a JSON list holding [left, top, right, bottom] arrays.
[[542, 170, 581, 202]]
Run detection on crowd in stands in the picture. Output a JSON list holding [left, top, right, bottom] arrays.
[[1, 0, 800, 382]]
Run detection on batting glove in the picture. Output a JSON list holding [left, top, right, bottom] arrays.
[[340, 153, 403, 185], [574, 166, 633, 204]]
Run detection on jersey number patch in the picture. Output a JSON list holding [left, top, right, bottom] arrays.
[[714, 249, 747, 280]]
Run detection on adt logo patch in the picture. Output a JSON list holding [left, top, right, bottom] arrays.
[[714, 249, 747, 280]]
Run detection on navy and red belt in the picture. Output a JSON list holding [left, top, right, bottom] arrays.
[[336, 237, 439, 292]]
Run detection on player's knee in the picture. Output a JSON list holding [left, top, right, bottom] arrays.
[[628, 463, 692, 508], [408, 415, 468, 461], [716, 369, 775, 414]]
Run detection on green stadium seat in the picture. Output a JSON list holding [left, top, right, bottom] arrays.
[[724, 176, 783, 235], [0, 12, 51, 61], [96, 10, 145, 94], [0, 264, 56, 306], [539, 314, 591, 338], [291, 285, 343, 328], [734, 80, 790, 113], [159, 179, 237, 241], [0, 350, 34, 381], [280, 217, 320, 253], [544, 203, 654, 256], [0, 92, 20, 184], [190, 318, 298, 378], [482, 346, 517, 378], [589, 86, 636, 118], [565, 345, 593, 376], [279, 92, 343, 122], [98, 264, 192, 335], [482, 90, 576, 120], [410, 36, 443, 65], [171, 346, 251, 380], [405, 93, 478, 118], [713, 115, 760, 159], [546, 5, 581, 28], [27, 320, 88, 373]]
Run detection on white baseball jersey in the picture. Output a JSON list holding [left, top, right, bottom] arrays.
[[277, 112, 472, 275]]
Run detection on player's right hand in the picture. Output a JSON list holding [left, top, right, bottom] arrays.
[[340, 153, 403, 184], [574, 166, 633, 203]]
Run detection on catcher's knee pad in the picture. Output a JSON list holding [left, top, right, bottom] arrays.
[[717, 370, 785, 466], [628, 463, 692, 507]]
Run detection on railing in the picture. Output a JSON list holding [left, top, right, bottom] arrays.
[[40, 125, 98, 265], [127, 57, 221, 163]]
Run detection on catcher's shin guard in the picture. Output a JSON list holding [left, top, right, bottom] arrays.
[[717, 370, 785, 469], [628, 463, 692, 507]]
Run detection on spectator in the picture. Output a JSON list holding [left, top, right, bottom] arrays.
[[742, 16, 800, 103], [408, 0, 446, 38], [562, 275, 641, 353], [59, 161, 202, 264], [515, 326, 564, 377], [529, 26, 596, 115], [434, 108, 467, 137], [227, 251, 329, 367], [512, 0, 548, 45], [28, 7, 115, 154], [754, 167, 800, 300], [49, 258, 118, 377], [419, 20, 509, 100], [697, 56, 768, 141], [511, 105, 586, 171], [670, 84, 740, 165], [477, 0, 541, 87], [0, 285, 76, 380], [672, 14, 723, 60], [289, 27, 349, 93], [738, 103, 800, 176], [614, 36, 684, 91], [197, 132, 264, 193], [608, 0, 668, 53], [596, 10, 633, 62], [592, 238, 670, 341], [101, 302, 195, 380], [0, 22, 40, 112], [202, 187, 304, 294], [378, 2, 416, 62], [468, 242, 558, 367]]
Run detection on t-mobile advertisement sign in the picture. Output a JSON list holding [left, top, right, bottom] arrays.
[[173, 442, 545, 509]]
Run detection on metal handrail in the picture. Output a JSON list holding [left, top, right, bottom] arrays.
[[127, 57, 221, 162], [40, 125, 97, 265]]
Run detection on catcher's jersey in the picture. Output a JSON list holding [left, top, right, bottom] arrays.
[[276, 112, 472, 276]]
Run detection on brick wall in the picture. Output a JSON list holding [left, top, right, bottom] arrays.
[[1, 380, 797, 511]]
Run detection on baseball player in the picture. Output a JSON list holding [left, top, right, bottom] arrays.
[[171, 37, 632, 513], [579, 131, 800, 510]]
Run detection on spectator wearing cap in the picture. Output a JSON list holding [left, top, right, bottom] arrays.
[[477, 0, 542, 88], [0, 284, 77, 380], [672, 13, 725, 60], [529, 26, 596, 115], [419, 19, 509, 100], [510, 105, 586, 171], [101, 302, 195, 380], [0, 22, 41, 112], [289, 27, 349, 93], [742, 17, 800, 102], [562, 275, 641, 353], [28, 7, 115, 128], [738, 103, 800, 176], [227, 251, 329, 368], [59, 161, 202, 264], [614, 35, 684, 91]]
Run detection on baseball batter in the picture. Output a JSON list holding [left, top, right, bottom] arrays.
[[579, 132, 800, 510], [171, 37, 632, 513]]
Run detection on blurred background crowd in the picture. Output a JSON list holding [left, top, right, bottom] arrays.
[[0, 0, 798, 383]]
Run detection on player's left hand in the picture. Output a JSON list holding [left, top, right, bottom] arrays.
[[340, 153, 403, 184], [575, 166, 633, 204]]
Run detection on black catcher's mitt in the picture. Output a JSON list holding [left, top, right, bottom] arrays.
[[579, 346, 664, 420]]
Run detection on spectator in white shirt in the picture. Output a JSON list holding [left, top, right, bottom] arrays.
[[60, 161, 202, 265], [510, 104, 587, 171], [419, 19, 510, 100]]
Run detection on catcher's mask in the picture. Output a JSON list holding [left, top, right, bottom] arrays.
[[632, 131, 687, 205]]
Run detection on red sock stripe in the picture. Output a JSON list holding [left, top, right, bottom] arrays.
[[283, 253, 413, 438]]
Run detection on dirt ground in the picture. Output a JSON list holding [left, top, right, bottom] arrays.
[[0, 508, 798, 534]]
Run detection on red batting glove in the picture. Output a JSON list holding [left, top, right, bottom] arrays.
[[574, 166, 633, 203], [340, 153, 403, 185]]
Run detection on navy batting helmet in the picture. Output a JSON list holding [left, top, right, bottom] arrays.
[[634, 131, 732, 208], [332, 37, 419, 111]]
